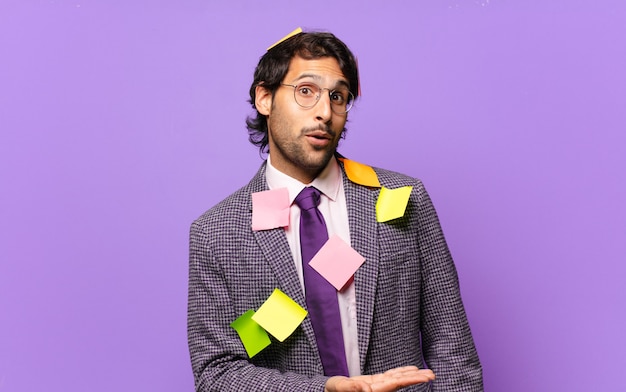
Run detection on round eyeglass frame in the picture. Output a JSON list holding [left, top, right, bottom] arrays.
[[280, 83, 354, 114]]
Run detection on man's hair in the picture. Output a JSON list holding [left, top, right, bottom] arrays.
[[246, 31, 360, 154]]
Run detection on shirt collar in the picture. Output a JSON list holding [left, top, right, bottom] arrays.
[[265, 154, 341, 204]]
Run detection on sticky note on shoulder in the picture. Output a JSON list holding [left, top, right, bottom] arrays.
[[230, 310, 271, 358], [340, 158, 381, 187], [252, 289, 307, 342], [376, 186, 413, 222]]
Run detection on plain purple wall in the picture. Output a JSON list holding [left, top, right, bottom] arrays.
[[1, 1, 625, 391]]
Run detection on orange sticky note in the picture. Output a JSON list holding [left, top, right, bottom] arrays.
[[252, 188, 290, 231], [355, 56, 361, 97], [341, 158, 381, 187], [376, 186, 413, 222], [267, 27, 303, 50], [308, 235, 365, 291]]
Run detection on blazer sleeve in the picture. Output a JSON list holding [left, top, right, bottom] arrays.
[[187, 218, 328, 392], [414, 182, 484, 391]]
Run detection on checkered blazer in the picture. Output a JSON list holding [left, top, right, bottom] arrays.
[[188, 159, 483, 391]]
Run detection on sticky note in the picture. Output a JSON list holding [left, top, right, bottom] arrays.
[[376, 186, 413, 222], [252, 289, 307, 342], [267, 27, 303, 51], [340, 158, 381, 187], [309, 235, 365, 291], [230, 310, 271, 358], [355, 56, 361, 97], [252, 188, 290, 231]]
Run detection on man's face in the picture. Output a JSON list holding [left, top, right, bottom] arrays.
[[255, 56, 349, 184]]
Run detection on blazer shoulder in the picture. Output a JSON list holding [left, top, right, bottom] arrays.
[[366, 166, 438, 211], [371, 165, 425, 190], [193, 186, 249, 224], [191, 163, 267, 232]]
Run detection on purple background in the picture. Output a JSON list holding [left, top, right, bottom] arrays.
[[1, 1, 625, 391]]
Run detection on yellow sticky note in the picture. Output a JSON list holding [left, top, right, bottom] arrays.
[[267, 27, 303, 51], [230, 310, 272, 358], [376, 186, 413, 222], [340, 158, 381, 187], [252, 289, 307, 342]]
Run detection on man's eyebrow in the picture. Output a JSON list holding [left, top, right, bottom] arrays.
[[292, 74, 350, 89]]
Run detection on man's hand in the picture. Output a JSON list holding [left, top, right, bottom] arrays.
[[324, 366, 435, 392]]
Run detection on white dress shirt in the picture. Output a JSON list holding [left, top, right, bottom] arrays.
[[265, 155, 361, 376]]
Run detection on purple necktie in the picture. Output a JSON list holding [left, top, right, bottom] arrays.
[[295, 187, 349, 377]]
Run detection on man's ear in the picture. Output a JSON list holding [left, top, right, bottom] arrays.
[[255, 85, 272, 116]]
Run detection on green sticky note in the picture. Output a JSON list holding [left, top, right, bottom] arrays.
[[376, 186, 413, 222], [230, 310, 271, 358], [251, 289, 307, 342]]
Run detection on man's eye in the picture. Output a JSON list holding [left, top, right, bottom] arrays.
[[330, 92, 346, 103], [298, 87, 315, 96]]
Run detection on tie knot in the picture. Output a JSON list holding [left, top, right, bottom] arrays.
[[295, 187, 321, 211]]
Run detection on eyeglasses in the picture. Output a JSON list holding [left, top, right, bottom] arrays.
[[281, 82, 354, 114]]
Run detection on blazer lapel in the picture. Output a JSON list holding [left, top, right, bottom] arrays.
[[342, 167, 380, 372], [248, 163, 322, 361]]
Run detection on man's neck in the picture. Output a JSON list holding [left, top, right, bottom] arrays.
[[266, 154, 337, 185]]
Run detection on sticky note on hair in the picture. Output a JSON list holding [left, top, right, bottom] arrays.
[[267, 27, 303, 50], [355, 56, 361, 97]]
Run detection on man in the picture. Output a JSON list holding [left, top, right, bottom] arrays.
[[188, 31, 483, 391]]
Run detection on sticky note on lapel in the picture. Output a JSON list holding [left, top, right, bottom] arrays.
[[340, 158, 381, 187], [376, 186, 413, 222], [252, 289, 307, 342], [251, 188, 290, 231]]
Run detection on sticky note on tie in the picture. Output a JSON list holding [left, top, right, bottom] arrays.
[[309, 235, 365, 291], [230, 310, 271, 358], [267, 27, 303, 50], [251, 188, 290, 231], [340, 158, 381, 187], [376, 186, 413, 222], [252, 289, 307, 342]]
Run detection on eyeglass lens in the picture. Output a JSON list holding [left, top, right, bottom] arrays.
[[293, 83, 353, 113]]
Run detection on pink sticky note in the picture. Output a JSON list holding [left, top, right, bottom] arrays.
[[252, 188, 290, 231], [308, 235, 365, 291]]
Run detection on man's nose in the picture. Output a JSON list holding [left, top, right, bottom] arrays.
[[314, 90, 332, 122]]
